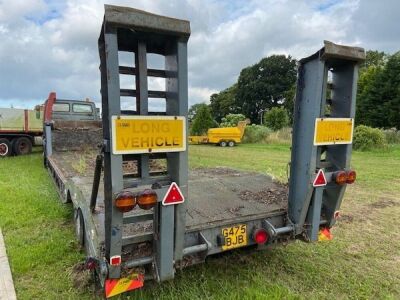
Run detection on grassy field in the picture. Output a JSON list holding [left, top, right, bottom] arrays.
[[0, 144, 399, 299]]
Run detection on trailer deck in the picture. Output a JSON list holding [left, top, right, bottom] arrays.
[[49, 150, 287, 239]]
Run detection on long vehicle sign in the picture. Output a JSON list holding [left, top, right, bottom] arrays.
[[112, 116, 186, 154], [314, 118, 354, 146]]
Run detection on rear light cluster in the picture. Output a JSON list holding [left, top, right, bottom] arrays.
[[115, 189, 157, 212], [333, 170, 356, 185]]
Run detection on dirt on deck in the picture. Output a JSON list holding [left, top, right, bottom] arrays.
[[191, 167, 288, 206], [186, 167, 288, 230], [51, 150, 167, 179], [239, 185, 288, 207]]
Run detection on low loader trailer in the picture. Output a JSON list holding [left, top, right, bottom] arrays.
[[44, 5, 365, 298]]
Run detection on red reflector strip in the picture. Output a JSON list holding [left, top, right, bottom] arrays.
[[105, 274, 144, 298]]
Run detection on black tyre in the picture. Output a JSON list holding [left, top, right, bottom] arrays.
[[74, 208, 85, 248], [62, 190, 72, 204], [13, 137, 32, 155], [0, 138, 11, 157], [43, 152, 47, 167], [228, 141, 235, 147], [219, 141, 227, 147]]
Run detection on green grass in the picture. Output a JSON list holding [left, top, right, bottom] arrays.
[[0, 148, 89, 299], [0, 144, 399, 299]]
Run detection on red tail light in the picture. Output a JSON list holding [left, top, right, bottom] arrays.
[[253, 228, 269, 244], [346, 170, 356, 184], [333, 171, 347, 185], [115, 191, 136, 212]]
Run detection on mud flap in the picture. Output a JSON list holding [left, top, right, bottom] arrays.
[[105, 273, 144, 298]]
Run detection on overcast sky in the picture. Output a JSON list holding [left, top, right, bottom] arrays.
[[0, 0, 399, 110]]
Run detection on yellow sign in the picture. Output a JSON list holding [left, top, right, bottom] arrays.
[[314, 118, 354, 146], [222, 224, 247, 251], [112, 116, 186, 154]]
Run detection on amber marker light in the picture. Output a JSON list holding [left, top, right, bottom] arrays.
[[115, 191, 136, 212], [346, 170, 357, 184], [333, 170, 347, 185], [138, 189, 158, 210]]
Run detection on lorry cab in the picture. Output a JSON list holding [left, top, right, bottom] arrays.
[[43, 95, 99, 122], [51, 100, 99, 121]]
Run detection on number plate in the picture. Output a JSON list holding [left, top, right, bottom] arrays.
[[111, 116, 186, 154], [221, 224, 247, 251], [314, 118, 354, 146]]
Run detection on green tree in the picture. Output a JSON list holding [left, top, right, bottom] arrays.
[[363, 50, 388, 69], [356, 50, 400, 129], [209, 84, 238, 122], [382, 52, 400, 128], [283, 84, 296, 124], [236, 55, 297, 123], [264, 107, 289, 131], [190, 104, 215, 135], [356, 66, 385, 126], [220, 114, 246, 127], [188, 103, 206, 123]]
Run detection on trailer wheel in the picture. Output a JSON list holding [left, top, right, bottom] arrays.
[[0, 138, 11, 157], [43, 152, 47, 167], [74, 208, 85, 248], [63, 190, 72, 204], [13, 137, 32, 155], [219, 141, 227, 147], [228, 141, 235, 147]]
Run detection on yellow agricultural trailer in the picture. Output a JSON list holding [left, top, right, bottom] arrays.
[[189, 120, 248, 147]]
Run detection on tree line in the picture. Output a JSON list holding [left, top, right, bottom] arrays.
[[356, 51, 400, 129], [190, 49, 400, 135]]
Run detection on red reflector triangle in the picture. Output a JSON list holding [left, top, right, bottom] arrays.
[[162, 182, 185, 206], [313, 169, 327, 187]]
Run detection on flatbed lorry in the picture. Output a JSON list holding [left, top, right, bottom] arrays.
[[0, 96, 99, 157], [0, 107, 43, 156], [44, 5, 365, 298]]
